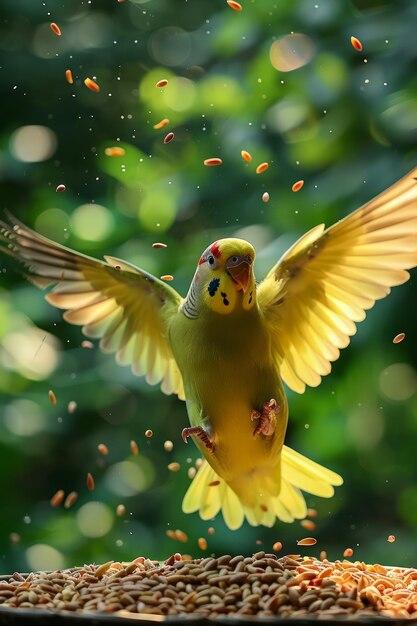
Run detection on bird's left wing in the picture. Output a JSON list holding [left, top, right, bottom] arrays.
[[257, 168, 417, 393], [0, 214, 185, 399]]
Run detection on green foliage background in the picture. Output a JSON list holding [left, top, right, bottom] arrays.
[[1, 0, 417, 573]]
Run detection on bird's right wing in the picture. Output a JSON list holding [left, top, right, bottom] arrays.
[[0, 214, 185, 399]]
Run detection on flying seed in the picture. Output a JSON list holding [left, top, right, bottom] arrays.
[[166, 530, 177, 540], [195, 458, 203, 468], [153, 118, 170, 129], [84, 77, 100, 93], [227, 0, 242, 10], [81, 340, 94, 349], [307, 508, 318, 517], [105, 147, 125, 157], [9, 533, 21, 544], [116, 504, 126, 517], [262, 192, 270, 203], [168, 462, 180, 472], [387, 535, 396, 543], [156, 79, 168, 88], [188, 467, 196, 479], [56, 184, 66, 192], [208, 527, 215, 535], [292, 179, 304, 192], [343, 548, 353, 558], [64, 491, 78, 509], [260, 504, 268, 512], [393, 333, 405, 344], [241, 150, 252, 162], [204, 158, 223, 166], [48, 390, 57, 405], [50, 22, 61, 36], [320, 550, 327, 560], [163, 132, 174, 144], [164, 440, 173, 452], [273, 541, 283, 552], [297, 537, 317, 546], [198, 537, 208, 550], [65, 69, 73, 84], [50, 489, 65, 507], [301, 519, 316, 531], [145, 430, 153, 438], [86, 473, 95, 491], [208, 480, 220, 487], [160, 275, 174, 281], [98, 443, 109, 455], [153, 242, 167, 249], [351, 36, 363, 51], [256, 162, 269, 174], [130, 440, 139, 455], [175, 529, 188, 543], [68, 401, 77, 414]]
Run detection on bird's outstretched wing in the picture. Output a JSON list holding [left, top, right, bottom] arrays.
[[257, 168, 417, 393], [0, 214, 185, 399]]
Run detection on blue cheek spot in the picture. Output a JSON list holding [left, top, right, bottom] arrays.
[[208, 278, 220, 297]]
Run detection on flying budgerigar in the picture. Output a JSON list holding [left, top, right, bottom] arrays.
[[1, 168, 417, 529]]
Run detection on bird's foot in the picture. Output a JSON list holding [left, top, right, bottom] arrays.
[[182, 426, 215, 453], [251, 399, 280, 437]]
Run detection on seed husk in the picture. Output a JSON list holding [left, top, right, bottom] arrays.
[[153, 242, 168, 249], [56, 184, 66, 192], [227, 0, 242, 10], [297, 537, 317, 546], [163, 132, 174, 144], [156, 79, 168, 88], [393, 332, 405, 344]]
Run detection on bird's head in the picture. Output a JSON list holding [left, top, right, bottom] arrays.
[[183, 238, 256, 317]]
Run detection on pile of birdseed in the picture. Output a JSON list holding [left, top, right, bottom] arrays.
[[0, 552, 416, 619]]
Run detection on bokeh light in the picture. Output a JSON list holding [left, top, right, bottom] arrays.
[[76, 502, 114, 538], [270, 34, 316, 72], [26, 544, 65, 571], [10, 126, 57, 163], [70, 204, 115, 241]]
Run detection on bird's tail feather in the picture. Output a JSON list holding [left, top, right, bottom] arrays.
[[182, 445, 343, 530]]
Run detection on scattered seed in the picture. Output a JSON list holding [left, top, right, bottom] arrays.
[[241, 150, 252, 162], [84, 77, 100, 93], [273, 541, 283, 552], [67, 401, 77, 414], [204, 158, 223, 166], [351, 36, 363, 51], [166, 529, 177, 540], [56, 184, 66, 192], [297, 537, 317, 546], [393, 333, 405, 344], [164, 440, 174, 452], [175, 529, 188, 543], [116, 504, 126, 517], [48, 390, 57, 405], [9, 532, 21, 544], [320, 550, 327, 560], [227, 0, 242, 10], [292, 179, 304, 192], [81, 340, 94, 349], [188, 467, 196, 479], [153, 118, 170, 129], [160, 274, 174, 281], [97, 443, 109, 456], [195, 458, 203, 468], [256, 162, 269, 174], [65, 69, 73, 84], [387, 535, 396, 543], [262, 192, 270, 203], [50, 489, 65, 507], [86, 473, 95, 491], [343, 548, 354, 558], [95, 561, 113, 578], [208, 480, 220, 487], [198, 538, 207, 550], [130, 440, 139, 455], [64, 491, 78, 509], [163, 132, 175, 144], [208, 527, 215, 535], [168, 462, 180, 472], [301, 519, 316, 531], [105, 146, 125, 157], [152, 242, 167, 249], [155, 79, 168, 88], [50, 22, 61, 36], [307, 508, 318, 517], [145, 430, 153, 438]]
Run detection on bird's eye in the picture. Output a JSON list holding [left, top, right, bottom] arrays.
[[208, 255, 215, 265], [232, 256, 238, 263]]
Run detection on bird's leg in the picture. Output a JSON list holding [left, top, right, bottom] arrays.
[[251, 399, 280, 437], [182, 426, 215, 453]]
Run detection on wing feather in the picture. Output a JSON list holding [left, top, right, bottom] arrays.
[[0, 214, 185, 399], [258, 168, 417, 392]]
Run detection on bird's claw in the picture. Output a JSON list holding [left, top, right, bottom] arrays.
[[251, 399, 279, 437], [182, 426, 215, 453]]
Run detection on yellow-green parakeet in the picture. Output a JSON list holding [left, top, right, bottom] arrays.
[[2, 168, 417, 529]]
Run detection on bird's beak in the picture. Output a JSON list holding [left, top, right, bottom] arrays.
[[226, 256, 252, 293]]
